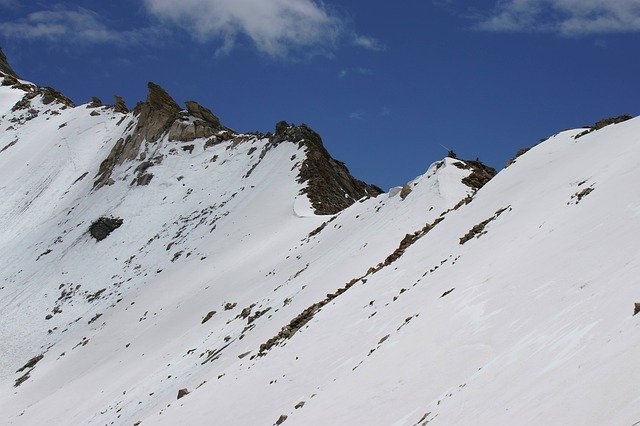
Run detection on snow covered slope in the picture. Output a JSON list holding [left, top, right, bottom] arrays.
[[0, 53, 639, 425]]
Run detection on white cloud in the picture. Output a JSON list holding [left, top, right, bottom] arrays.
[[352, 34, 385, 51], [0, 1, 384, 58], [143, 0, 352, 57], [476, 0, 640, 36], [348, 111, 365, 120], [0, 7, 154, 44]]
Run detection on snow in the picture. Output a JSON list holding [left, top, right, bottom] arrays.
[[0, 78, 639, 425]]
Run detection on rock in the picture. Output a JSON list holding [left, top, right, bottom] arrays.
[[575, 114, 633, 139], [634, 303, 640, 316], [177, 388, 190, 399], [88, 97, 103, 108], [275, 415, 288, 425], [272, 123, 383, 215], [17, 354, 44, 373], [201, 311, 216, 324], [0, 48, 19, 78], [399, 185, 412, 200], [94, 83, 181, 189], [113, 95, 128, 113], [89, 217, 124, 241], [185, 101, 221, 127]]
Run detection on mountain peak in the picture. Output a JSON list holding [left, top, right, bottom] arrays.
[[272, 121, 383, 214]]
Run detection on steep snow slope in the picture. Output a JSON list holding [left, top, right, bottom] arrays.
[[1, 58, 639, 425]]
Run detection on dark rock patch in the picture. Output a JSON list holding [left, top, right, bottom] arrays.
[[633, 303, 640, 316], [201, 311, 216, 324], [90, 217, 123, 241], [272, 122, 382, 214], [177, 388, 190, 399], [575, 114, 633, 139], [275, 414, 288, 425], [88, 97, 103, 108], [453, 159, 497, 191], [17, 354, 43, 373], [459, 207, 509, 245], [440, 288, 455, 298]]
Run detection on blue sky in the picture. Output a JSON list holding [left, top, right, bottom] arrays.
[[1, 0, 639, 189]]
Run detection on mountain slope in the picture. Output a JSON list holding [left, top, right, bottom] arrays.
[[0, 54, 639, 426]]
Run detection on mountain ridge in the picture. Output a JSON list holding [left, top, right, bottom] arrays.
[[1, 51, 639, 426]]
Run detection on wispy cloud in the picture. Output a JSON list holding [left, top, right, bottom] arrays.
[[143, 0, 384, 57], [348, 111, 366, 120], [352, 34, 386, 51], [143, 0, 344, 57], [338, 67, 373, 78], [0, 6, 158, 45], [0, 1, 385, 58], [475, 0, 640, 36]]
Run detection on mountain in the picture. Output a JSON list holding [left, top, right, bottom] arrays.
[[1, 51, 639, 425]]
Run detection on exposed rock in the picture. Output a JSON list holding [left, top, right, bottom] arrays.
[[94, 82, 181, 189], [453, 159, 497, 191], [400, 185, 413, 200], [505, 146, 533, 168], [17, 354, 43, 373], [177, 388, 190, 399], [135, 173, 153, 186], [575, 114, 633, 139], [634, 303, 640, 316], [201, 311, 216, 324], [185, 101, 221, 127], [89, 217, 124, 241], [113, 95, 128, 113], [0, 48, 18, 78], [88, 97, 103, 108], [275, 414, 288, 425], [167, 101, 227, 142], [272, 122, 382, 214], [459, 207, 509, 244]]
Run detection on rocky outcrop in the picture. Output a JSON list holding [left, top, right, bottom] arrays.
[[94, 82, 182, 188], [168, 101, 226, 141], [89, 217, 124, 241], [0, 48, 18, 78], [113, 96, 128, 113], [272, 121, 383, 215], [451, 158, 497, 191], [575, 114, 634, 139]]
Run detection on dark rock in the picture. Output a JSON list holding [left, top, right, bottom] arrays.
[[456, 159, 497, 191], [17, 354, 44, 373], [185, 101, 221, 128], [272, 123, 382, 214], [575, 114, 633, 139], [89, 217, 123, 241], [275, 415, 288, 425], [399, 185, 412, 200], [113, 95, 128, 113], [94, 82, 181, 189], [201, 311, 216, 324], [88, 97, 103, 108], [135, 173, 153, 186], [0, 48, 19, 78], [634, 303, 640, 316], [14, 372, 30, 387], [177, 388, 190, 399]]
